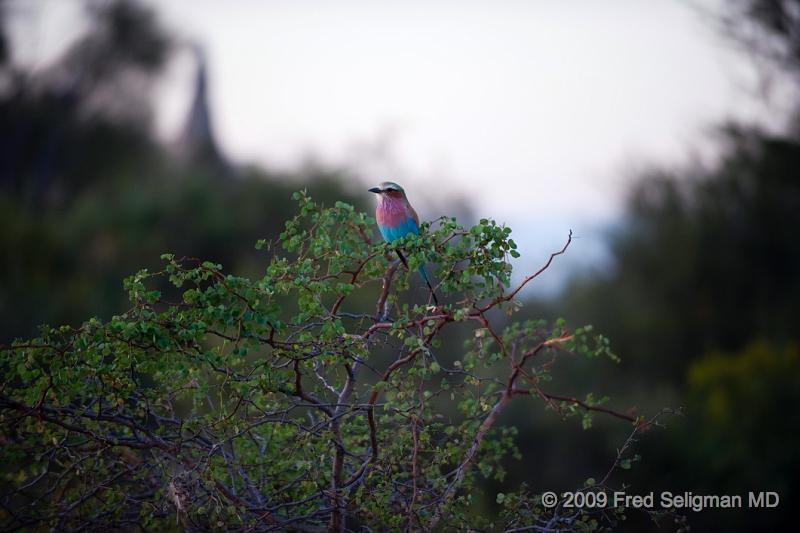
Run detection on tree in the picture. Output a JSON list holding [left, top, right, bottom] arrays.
[[0, 0, 367, 343], [721, 0, 800, 81], [537, 3, 800, 522], [0, 0, 172, 203], [0, 194, 658, 531], [556, 124, 800, 385]]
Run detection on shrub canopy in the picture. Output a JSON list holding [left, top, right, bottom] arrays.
[[1, 193, 642, 531]]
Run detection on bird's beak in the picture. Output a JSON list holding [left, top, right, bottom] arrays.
[[368, 187, 382, 194]]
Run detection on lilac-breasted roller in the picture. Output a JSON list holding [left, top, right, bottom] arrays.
[[369, 181, 439, 305]]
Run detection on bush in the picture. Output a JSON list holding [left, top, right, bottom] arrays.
[[1, 192, 653, 531]]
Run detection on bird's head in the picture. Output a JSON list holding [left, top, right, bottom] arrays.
[[368, 181, 406, 201]]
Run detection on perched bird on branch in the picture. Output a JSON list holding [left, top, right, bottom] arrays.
[[369, 181, 439, 306]]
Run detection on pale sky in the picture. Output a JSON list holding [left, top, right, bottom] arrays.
[[7, 0, 788, 292]]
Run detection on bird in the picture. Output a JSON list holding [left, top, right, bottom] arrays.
[[369, 181, 439, 306]]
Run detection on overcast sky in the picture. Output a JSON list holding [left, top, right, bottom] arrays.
[[8, 0, 787, 292]]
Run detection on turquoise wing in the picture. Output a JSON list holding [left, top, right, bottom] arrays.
[[379, 218, 419, 243]]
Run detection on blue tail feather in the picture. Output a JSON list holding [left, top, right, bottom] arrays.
[[395, 250, 439, 306], [418, 265, 431, 285]]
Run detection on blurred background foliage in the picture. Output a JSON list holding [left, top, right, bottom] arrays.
[[0, 0, 365, 342], [1, 0, 798, 530], [514, 2, 800, 529], [519, 123, 800, 530]]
